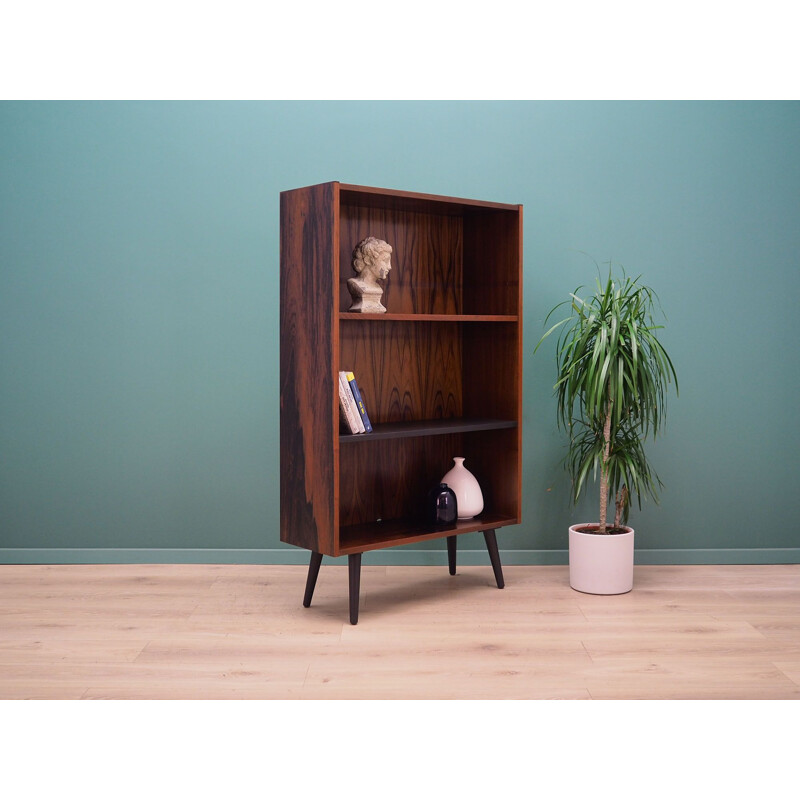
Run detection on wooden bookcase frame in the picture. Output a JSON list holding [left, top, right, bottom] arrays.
[[280, 182, 522, 622]]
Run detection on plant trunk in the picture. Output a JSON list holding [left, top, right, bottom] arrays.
[[614, 485, 628, 529], [598, 397, 613, 534]]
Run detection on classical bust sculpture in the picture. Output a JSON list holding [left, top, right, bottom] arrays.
[[347, 236, 392, 313]]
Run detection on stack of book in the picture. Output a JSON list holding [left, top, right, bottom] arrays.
[[338, 371, 373, 434]]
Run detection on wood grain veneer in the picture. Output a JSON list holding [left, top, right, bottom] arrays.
[[280, 183, 338, 554], [340, 319, 462, 424], [339, 204, 462, 314]]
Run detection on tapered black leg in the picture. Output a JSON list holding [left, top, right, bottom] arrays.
[[348, 553, 362, 625], [303, 551, 323, 607], [483, 529, 505, 589], [447, 535, 457, 576]]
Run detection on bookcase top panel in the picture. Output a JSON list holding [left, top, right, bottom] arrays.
[[338, 183, 521, 216]]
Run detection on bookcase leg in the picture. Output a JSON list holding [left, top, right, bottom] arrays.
[[348, 553, 362, 625], [447, 535, 457, 576], [483, 529, 505, 589], [303, 551, 323, 608]]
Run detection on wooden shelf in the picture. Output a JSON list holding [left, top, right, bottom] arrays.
[[338, 512, 519, 555], [340, 417, 517, 443], [339, 313, 518, 322]]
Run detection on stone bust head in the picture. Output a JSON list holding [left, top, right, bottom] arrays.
[[352, 237, 392, 285], [347, 236, 393, 313]]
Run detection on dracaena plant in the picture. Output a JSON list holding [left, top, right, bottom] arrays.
[[535, 265, 678, 533]]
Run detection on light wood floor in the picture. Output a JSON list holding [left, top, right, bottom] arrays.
[[1, 563, 799, 699]]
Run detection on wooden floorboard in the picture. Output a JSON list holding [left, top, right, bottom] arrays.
[[1, 564, 799, 699]]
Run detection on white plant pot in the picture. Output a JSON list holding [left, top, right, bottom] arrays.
[[441, 457, 484, 519], [568, 524, 634, 595]]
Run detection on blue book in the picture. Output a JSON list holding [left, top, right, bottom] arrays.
[[345, 372, 373, 433]]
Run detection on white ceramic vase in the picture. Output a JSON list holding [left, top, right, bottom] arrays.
[[568, 524, 634, 595], [441, 457, 484, 520]]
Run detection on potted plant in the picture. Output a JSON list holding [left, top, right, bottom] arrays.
[[535, 265, 678, 594]]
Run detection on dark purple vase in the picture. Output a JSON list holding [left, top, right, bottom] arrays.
[[427, 483, 458, 526]]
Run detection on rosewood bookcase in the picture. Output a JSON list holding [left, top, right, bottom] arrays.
[[280, 182, 522, 623]]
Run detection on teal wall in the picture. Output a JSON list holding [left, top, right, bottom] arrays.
[[2, 101, 799, 564]]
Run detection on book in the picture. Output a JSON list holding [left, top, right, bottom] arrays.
[[338, 371, 364, 433], [345, 371, 373, 433], [338, 397, 357, 434]]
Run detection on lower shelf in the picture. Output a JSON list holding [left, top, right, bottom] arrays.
[[337, 512, 518, 555]]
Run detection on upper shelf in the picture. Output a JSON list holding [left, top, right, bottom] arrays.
[[340, 417, 517, 443], [339, 312, 518, 322]]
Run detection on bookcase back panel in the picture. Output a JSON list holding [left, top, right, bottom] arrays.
[[339, 205, 463, 315], [338, 434, 464, 529], [340, 321, 462, 424], [337, 428, 519, 533]]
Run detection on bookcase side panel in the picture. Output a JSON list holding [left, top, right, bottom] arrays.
[[338, 205, 463, 315], [280, 184, 337, 554], [462, 209, 521, 316], [461, 322, 520, 421], [461, 323, 521, 522], [462, 206, 523, 520], [462, 427, 521, 523]]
